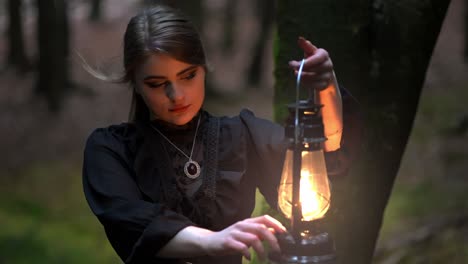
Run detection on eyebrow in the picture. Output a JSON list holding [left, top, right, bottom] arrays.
[[143, 65, 198, 81]]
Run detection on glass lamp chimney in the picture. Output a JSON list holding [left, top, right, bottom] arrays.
[[278, 101, 331, 228]]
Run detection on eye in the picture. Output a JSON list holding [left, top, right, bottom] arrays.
[[145, 81, 169, 89], [183, 70, 197, 80]]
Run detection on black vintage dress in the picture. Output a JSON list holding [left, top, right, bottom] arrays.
[[83, 100, 359, 264]]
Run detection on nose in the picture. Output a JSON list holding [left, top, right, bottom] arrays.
[[164, 83, 184, 102]]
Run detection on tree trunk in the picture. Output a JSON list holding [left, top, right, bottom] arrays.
[[145, 0, 203, 30], [464, 0, 468, 62], [36, 0, 70, 111], [89, 0, 103, 22], [274, 0, 450, 263], [6, 0, 29, 71], [220, 0, 236, 54], [247, 0, 275, 86], [175, 0, 203, 31]]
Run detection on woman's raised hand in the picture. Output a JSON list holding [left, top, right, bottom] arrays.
[[288, 37, 335, 91], [203, 215, 287, 261]]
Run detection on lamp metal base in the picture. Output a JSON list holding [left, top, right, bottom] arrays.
[[269, 231, 335, 264]]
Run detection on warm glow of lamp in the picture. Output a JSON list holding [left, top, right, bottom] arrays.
[[278, 147, 331, 221], [270, 59, 336, 264]]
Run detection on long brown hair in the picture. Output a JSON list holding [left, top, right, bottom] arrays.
[[82, 5, 207, 122], [123, 5, 207, 122]]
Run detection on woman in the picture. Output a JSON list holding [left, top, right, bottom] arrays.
[[83, 4, 350, 264]]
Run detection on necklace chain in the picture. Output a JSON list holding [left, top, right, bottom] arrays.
[[150, 114, 202, 161]]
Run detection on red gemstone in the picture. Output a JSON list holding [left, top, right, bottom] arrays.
[[187, 163, 197, 175]]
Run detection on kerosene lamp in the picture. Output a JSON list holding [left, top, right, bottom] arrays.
[[271, 59, 335, 264]]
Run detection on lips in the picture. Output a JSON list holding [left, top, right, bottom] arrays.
[[169, 104, 190, 113]]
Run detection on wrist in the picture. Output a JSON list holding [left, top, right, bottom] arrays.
[[310, 71, 339, 103], [319, 71, 339, 94], [191, 226, 215, 256], [156, 225, 215, 258]]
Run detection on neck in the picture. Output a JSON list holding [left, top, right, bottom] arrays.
[[151, 111, 202, 131]]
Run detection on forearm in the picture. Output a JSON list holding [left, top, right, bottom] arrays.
[[317, 71, 343, 152], [156, 225, 213, 258]]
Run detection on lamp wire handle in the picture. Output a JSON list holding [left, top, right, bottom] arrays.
[[294, 58, 306, 144]]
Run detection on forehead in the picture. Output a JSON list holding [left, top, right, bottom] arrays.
[[138, 52, 193, 76]]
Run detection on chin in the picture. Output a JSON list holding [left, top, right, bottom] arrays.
[[171, 113, 196, 126], [172, 119, 190, 126]]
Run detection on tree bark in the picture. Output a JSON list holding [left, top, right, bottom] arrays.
[[36, 0, 70, 111], [145, 0, 203, 31], [274, 0, 450, 263], [89, 0, 103, 22], [220, 0, 236, 54], [247, 0, 276, 86], [6, 0, 29, 71], [464, 0, 468, 62]]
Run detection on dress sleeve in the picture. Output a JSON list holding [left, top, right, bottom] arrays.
[[82, 128, 194, 263], [240, 109, 287, 209]]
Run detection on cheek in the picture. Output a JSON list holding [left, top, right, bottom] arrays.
[[137, 86, 164, 111], [199, 85, 206, 101], [193, 82, 205, 103], [196, 75, 206, 95], [145, 95, 167, 118], [145, 91, 167, 107]]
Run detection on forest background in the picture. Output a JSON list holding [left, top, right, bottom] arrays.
[[0, 0, 467, 263]]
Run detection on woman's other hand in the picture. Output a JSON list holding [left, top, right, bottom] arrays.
[[288, 37, 335, 91], [203, 215, 286, 261], [287, 37, 343, 152]]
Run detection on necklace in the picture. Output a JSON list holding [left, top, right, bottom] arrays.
[[150, 115, 202, 179]]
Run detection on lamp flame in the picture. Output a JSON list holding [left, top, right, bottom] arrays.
[[278, 149, 331, 221]]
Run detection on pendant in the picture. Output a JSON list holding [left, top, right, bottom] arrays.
[[184, 159, 201, 179]]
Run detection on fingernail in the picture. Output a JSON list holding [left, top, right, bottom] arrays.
[[298, 36, 305, 41]]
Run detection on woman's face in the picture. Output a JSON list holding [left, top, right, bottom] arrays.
[[134, 52, 205, 125]]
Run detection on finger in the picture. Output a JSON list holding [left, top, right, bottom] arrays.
[[303, 49, 330, 69], [264, 215, 287, 233], [237, 222, 281, 253], [294, 70, 333, 82], [293, 68, 332, 91], [289, 49, 330, 70], [304, 57, 333, 72], [229, 239, 251, 260], [249, 215, 287, 234], [257, 225, 280, 253], [232, 231, 265, 261], [298, 36, 318, 57], [250, 238, 266, 261]]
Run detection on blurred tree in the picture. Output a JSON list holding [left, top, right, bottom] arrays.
[[465, 0, 468, 62], [141, 0, 203, 30], [5, 0, 30, 72], [174, 0, 203, 31], [247, 0, 275, 86], [274, 0, 450, 263], [89, 0, 103, 22], [221, 0, 235, 54], [35, 0, 70, 111]]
